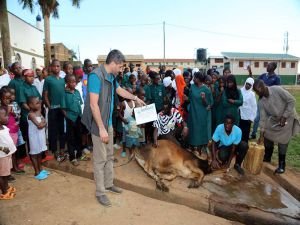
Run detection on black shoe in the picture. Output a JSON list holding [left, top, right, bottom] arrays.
[[274, 154, 285, 174], [96, 195, 112, 207], [234, 164, 245, 175], [106, 186, 122, 194], [250, 134, 256, 139]]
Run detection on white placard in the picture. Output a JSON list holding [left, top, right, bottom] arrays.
[[134, 104, 158, 125]]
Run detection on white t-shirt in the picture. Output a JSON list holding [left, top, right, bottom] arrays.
[[0, 126, 17, 158], [75, 81, 84, 113], [33, 78, 45, 96], [0, 73, 11, 89]]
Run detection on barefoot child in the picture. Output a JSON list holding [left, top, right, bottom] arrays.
[[0, 106, 17, 200], [27, 96, 48, 180]]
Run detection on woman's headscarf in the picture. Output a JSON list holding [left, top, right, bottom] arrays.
[[225, 75, 239, 100], [175, 74, 186, 115], [241, 77, 254, 98]]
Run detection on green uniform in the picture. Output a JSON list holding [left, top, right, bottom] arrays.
[[19, 82, 41, 121], [222, 89, 243, 125], [8, 77, 24, 104], [188, 84, 213, 146], [61, 89, 83, 122], [149, 83, 166, 112], [213, 88, 225, 130], [43, 75, 65, 109]]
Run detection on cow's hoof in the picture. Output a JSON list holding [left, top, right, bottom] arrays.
[[156, 181, 169, 192]]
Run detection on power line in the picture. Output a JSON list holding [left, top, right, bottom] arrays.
[[52, 21, 300, 42], [53, 22, 161, 28]]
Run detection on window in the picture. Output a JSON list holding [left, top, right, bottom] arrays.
[[136, 64, 140, 67], [263, 62, 268, 68], [254, 62, 259, 68], [239, 61, 244, 67], [187, 62, 190, 65], [181, 62, 183, 65], [145, 62, 147, 65], [215, 58, 223, 63], [15, 53, 22, 65], [281, 62, 286, 68], [31, 57, 36, 71], [291, 62, 296, 68]]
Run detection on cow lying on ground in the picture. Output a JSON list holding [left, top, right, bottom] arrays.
[[135, 140, 211, 192]]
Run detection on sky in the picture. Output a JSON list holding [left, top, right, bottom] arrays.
[[7, 0, 300, 64]]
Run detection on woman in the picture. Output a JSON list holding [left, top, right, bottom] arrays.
[[222, 75, 243, 125], [212, 77, 225, 132], [239, 77, 257, 143], [187, 72, 213, 156]]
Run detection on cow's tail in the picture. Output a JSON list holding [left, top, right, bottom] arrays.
[[134, 148, 146, 168]]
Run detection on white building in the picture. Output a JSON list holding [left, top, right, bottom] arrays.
[[208, 52, 299, 85], [0, 12, 44, 69]]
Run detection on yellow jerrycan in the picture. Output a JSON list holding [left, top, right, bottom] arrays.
[[243, 142, 265, 175]]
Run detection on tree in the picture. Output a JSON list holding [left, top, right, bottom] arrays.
[[0, 0, 13, 69], [20, 0, 81, 67], [69, 49, 77, 61]]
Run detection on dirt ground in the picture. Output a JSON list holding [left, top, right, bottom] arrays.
[[0, 167, 236, 225]]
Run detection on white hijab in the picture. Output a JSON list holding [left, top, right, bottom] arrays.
[[240, 77, 257, 121]]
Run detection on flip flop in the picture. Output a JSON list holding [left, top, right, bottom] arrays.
[[40, 170, 50, 175], [0, 191, 15, 200], [34, 171, 48, 180], [7, 186, 16, 194]]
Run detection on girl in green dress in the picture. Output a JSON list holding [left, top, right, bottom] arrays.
[[222, 75, 243, 125], [187, 72, 213, 156]]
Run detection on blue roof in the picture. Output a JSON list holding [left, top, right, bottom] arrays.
[[221, 52, 299, 60]]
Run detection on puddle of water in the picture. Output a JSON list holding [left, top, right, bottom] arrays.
[[203, 174, 300, 218]]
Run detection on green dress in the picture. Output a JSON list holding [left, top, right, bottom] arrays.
[[213, 86, 224, 132], [188, 84, 213, 146], [221, 89, 243, 125]]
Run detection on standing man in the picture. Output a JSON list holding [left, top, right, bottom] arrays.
[[254, 80, 300, 174], [251, 62, 280, 139], [82, 50, 145, 207]]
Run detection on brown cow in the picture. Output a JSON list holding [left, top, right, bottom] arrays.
[[135, 140, 210, 192]]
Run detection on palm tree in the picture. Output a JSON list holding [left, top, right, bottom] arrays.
[[0, 0, 13, 68], [20, 0, 81, 67]]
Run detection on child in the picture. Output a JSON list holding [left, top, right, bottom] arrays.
[[0, 86, 23, 174], [136, 88, 146, 145], [19, 69, 42, 154], [0, 106, 17, 199], [9, 88, 26, 170], [119, 88, 135, 158], [124, 111, 142, 160], [27, 96, 48, 180], [127, 74, 137, 94], [43, 59, 66, 162], [62, 74, 83, 166]]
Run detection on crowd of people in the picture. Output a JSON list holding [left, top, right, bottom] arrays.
[[0, 49, 299, 206]]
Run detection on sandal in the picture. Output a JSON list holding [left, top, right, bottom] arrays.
[[7, 186, 16, 194], [0, 191, 15, 200]]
